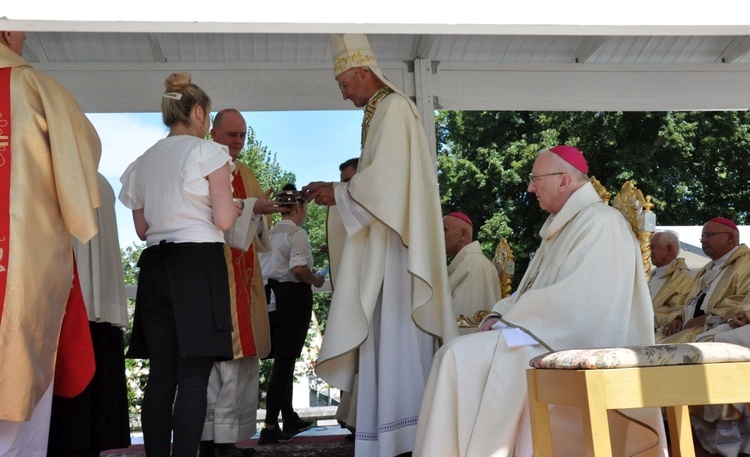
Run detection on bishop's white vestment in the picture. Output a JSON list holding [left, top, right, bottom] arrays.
[[315, 88, 458, 457], [413, 182, 667, 457]]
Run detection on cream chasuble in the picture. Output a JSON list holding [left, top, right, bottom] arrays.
[[315, 90, 457, 457], [0, 45, 101, 422], [447, 240, 503, 334], [650, 257, 693, 331], [413, 182, 666, 457], [662, 244, 750, 343]]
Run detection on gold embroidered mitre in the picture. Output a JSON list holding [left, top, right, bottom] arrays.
[[330, 34, 378, 77]]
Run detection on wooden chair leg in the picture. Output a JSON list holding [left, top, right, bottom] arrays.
[[526, 370, 554, 456], [581, 391, 613, 457], [665, 405, 696, 457]]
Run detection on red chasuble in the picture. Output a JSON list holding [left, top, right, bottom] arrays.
[[229, 171, 257, 357]]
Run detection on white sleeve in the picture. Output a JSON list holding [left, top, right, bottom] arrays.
[[334, 184, 375, 238]]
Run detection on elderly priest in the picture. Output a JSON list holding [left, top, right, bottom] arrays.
[[413, 146, 667, 457]]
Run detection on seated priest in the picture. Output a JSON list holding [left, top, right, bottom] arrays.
[[649, 230, 694, 335], [661, 217, 750, 343], [443, 211, 502, 334], [413, 145, 666, 457]]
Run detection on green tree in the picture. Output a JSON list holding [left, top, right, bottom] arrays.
[[121, 243, 146, 428], [237, 127, 296, 200], [436, 110, 750, 286]]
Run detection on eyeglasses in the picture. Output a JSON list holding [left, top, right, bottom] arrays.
[[528, 172, 564, 183], [338, 70, 358, 93], [700, 231, 731, 240]]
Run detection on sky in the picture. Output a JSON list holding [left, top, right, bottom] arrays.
[[89, 110, 363, 250]]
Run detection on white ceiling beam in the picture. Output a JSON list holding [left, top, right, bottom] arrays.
[[434, 62, 750, 111], [35, 60, 750, 113], [34, 61, 409, 113], [4, 19, 750, 37], [21, 31, 45, 63], [415, 35, 436, 59], [148, 33, 167, 63], [573, 37, 606, 63], [718, 36, 750, 63]]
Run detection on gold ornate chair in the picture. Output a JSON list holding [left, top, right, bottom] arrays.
[[590, 177, 656, 281], [457, 237, 514, 329], [589, 175, 611, 204], [611, 180, 656, 280], [494, 237, 515, 299]]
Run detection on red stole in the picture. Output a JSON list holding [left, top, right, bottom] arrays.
[[231, 171, 257, 356], [54, 259, 96, 397], [0, 67, 11, 320]]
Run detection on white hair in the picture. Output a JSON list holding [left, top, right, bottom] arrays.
[[653, 230, 680, 251]]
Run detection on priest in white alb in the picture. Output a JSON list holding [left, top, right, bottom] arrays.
[[413, 146, 667, 457], [303, 34, 458, 457]]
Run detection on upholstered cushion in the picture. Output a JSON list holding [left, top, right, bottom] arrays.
[[528, 342, 750, 369]]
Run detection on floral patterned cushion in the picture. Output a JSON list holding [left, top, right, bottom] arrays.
[[528, 342, 750, 369]]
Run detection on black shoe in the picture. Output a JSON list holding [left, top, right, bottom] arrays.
[[282, 417, 313, 435], [199, 441, 215, 457], [258, 426, 293, 445], [214, 442, 257, 457]]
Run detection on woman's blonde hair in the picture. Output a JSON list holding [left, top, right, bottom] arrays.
[[161, 72, 211, 128]]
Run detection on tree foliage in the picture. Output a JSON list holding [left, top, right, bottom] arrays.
[[236, 126, 296, 199], [437, 110, 750, 286]]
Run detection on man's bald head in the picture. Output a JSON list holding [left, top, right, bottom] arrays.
[[0, 30, 26, 57], [211, 109, 247, 160], [651, 231, 680, 268], [443, 213, 473, 259]]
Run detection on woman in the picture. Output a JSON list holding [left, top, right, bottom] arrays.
[[258, 184, 325, 444], [118, 72, 241, 457]]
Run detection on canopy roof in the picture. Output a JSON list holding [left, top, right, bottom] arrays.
[[3, 3, 750, 116]]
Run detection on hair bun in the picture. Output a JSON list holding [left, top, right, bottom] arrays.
[[164, 72, 192, 93]]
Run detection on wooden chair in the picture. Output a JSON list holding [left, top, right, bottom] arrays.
[[525, 342, 750, 457]]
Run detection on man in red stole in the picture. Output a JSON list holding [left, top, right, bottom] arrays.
[[0, 26, 101, 454], [200, 109, 285, 457]]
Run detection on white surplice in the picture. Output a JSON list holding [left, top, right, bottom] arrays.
[[414, 182, 667, 457]]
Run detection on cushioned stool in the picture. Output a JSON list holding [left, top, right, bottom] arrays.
[[525, 342, 750, 457]]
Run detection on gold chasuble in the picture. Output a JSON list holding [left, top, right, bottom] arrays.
[[225, 163, 271, 359], [0, 45, 101, 422]]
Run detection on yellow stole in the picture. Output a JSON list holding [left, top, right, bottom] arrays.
[[361, 86, 394, 150]]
